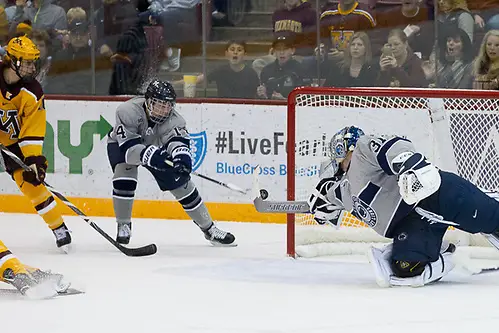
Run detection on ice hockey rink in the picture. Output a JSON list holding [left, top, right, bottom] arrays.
[[1, 213, 499, 333]]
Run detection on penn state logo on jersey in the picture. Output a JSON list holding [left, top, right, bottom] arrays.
[[190, 131, 207, 172], [351, 195, 378, 227]]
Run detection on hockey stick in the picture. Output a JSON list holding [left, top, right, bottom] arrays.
[[0, 145, 157, 257], [164, 160, 247, 194], [253, 189, 310, 213], [254, 188, 499, 255]]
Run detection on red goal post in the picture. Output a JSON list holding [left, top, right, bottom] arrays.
[[286, 87, 499, 258]]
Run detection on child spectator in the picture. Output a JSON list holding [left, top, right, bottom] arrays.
[[471, 29, 499, 89], [206, 40, 259, 98], [324, 31, 376, 87], [272, 0, 317, 55], [257, 36, 305, 99], [173, 40, 259, 98], [376, 28, 428, 87]]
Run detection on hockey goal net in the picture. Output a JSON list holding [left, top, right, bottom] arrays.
[[287, 87, 499, 258]]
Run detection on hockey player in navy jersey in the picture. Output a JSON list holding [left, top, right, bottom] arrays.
[[308, 126, 499, 287], [107, 79, 236, 246]]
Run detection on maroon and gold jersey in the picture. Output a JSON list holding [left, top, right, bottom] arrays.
[[0, 64, 45, 159], [320, 1, 376, 50]]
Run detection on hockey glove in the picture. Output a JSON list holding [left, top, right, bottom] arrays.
[[171, 146, 192, 175], [307, 177, 343, 226], [22, 155, 48, 186], [140, 145, 168, 170]]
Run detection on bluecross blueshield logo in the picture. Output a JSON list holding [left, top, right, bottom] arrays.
[[190, 131, 207, 172]]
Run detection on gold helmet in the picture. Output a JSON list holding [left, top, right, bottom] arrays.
[[4, 35, 40, 81], [6, 35, 40, 61]]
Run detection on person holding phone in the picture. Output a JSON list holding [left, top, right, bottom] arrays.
[[376, 28, 428, 87]]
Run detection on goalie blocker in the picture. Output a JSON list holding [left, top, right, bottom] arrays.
[[303, 126, 499, 287]]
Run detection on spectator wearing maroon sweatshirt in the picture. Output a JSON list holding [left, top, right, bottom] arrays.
[[319, 0, 377, 61], [272, 0, 317, 55]]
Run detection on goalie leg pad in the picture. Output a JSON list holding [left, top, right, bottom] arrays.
[[391, 209, 449, 263]]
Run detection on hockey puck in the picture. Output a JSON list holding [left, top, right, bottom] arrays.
[[260, 189, 269, 200]]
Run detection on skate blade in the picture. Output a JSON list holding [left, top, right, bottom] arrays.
[[209, 240, 238, 247], [58, 243, 72, 254]]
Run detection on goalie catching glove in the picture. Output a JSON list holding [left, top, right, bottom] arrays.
[[22, 155, 48, 186], [393, 152, 441, 205], [307, 177, 343, 227]]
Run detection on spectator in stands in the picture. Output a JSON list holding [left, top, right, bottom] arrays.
[[468, 0, 499, 31], [45, 9, 100, 95], [471, 29, 499, 89], [437, 0, 474, 43], [30, 29, 52, 89], [150, 0, 201, 71], [272, 0, 317, 55], [376, 0, 434, 60], [56, 6, 86, 51], [108, 6, 156, 95], [7, 0, 67, 35], [319, 0, 377, 61], [426, 28, 473, 88], [0, 7, 8, 46], [257, 36, 305, 99], [92, 0, 139, 59], [376, 28, 428, 87], [172, 40, 259, 98], [324, 31, 376, 87]]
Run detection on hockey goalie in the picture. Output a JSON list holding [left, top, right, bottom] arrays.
[[307, 126, 499, 287]]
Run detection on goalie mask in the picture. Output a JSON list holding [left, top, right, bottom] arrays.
[[329, 126, 365, 162], [144, 80, 176, 124]]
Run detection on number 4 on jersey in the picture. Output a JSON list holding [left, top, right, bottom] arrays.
[[115, 125, 127, 139]]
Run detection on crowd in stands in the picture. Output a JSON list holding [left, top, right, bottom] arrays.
[[0, 0, 499, 98]]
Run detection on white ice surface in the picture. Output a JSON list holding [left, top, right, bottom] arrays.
[[1, 212, 499, 333]]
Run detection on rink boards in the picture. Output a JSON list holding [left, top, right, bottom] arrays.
[[0, 98, 437, 223]]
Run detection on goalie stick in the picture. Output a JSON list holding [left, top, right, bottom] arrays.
[[254, 188, 499, 253], [0, 145, 157, 257], [253, 189, 310, 213]]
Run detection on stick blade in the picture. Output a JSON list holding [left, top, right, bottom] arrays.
[[253, 194, 310, 214], [120, 243, 158, 257]]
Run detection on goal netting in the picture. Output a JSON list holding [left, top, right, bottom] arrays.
[[287, 87, 499, 259]]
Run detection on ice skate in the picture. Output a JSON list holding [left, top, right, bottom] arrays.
[[29, 268, 71, 294], [116, 222, 132, 244], [52, 223, 72, 254], [3, 268, 57, 299], [203, 223, 237, 247]]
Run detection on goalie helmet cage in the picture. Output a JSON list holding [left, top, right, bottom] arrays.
[[287, 87, 499, 258]]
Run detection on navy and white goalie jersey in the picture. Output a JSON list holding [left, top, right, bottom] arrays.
[[108, 96, 189, 165], [329, 135, 417, 237]]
